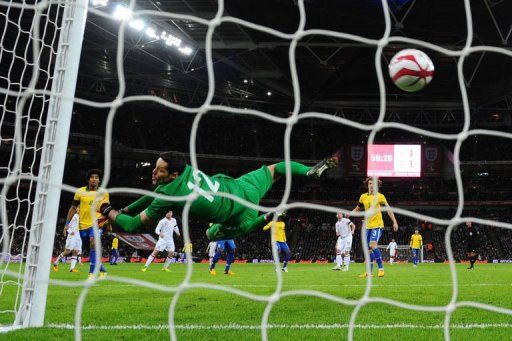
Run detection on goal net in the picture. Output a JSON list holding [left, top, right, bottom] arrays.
[[1, 0, 88, 330], [378, 245, 424, 263], [1, 0, 512, 340]]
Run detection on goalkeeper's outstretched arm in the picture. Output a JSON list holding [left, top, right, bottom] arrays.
[[100, 204, 153, 232]]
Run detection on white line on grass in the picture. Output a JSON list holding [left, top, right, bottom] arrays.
[[108, 283, 510, 288], [46, 323, 512, 330]]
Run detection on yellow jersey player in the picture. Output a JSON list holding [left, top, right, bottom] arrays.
[[263, 214, 291, 272], [353, 177, 398, 278], [110, 234, 119, 265], [410, 230, 423, 267], [65, 169, 110, 278]]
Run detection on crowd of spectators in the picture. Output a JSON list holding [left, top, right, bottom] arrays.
[[3, 150, 512, 265], [3, 201, 512, 265]]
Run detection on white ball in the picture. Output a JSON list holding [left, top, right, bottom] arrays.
[[388, 49, 434, 92]]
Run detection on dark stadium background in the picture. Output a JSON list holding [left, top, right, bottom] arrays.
[[2, 0, 512, 263]]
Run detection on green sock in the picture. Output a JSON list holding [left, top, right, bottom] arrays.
[[274, 161, 311, 177]]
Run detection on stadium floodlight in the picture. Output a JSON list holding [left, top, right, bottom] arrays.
[[166, 35, 182, 47], [112, 4, 132, 21], [178, 46, 193, 56], [91, 0, 108, 7], [145, 27, 158, 39], [129, 19, 145, 31]]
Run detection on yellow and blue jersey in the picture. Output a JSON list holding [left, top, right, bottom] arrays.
[[410, 234, 423, 249], [263, 221, 286, 242], [358, 192, 388, 229], [73, 186, 109, 230], [112, 237, 118, 250]]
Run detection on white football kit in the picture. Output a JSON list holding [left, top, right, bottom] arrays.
[[65, 213, 82, 252], [387, 242, 397, 257], [335, 218, 353, 252], [155, 217, 180, 252]]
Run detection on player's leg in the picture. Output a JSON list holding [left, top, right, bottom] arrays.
[[207, 213, 268, 241], [69, 250, 79, 272], [142, 247, 160, 271], [208, 248, 214, 266], [111, 249, 119, 265], [53, 248, 71, 271], [207, 162, 304, 241], [210, 241, 225, 275], [275, 242, 283, 272], [359, 229, 375, 278], [162, 244, 176, 272], [342, 237, 352, 271], [280, 243, 291, 272], [207, 205, 288, 241], [224, 240, 236, 275], [79, 228, 89, 270], [109, 249, 118, 265], [89, 228, 107, 276], [359, 229, 382, 277], [333, 240, 342, 270], [267, 153, 339, 182], [368, 229, 384, 276], [467, 251, 476, 269]]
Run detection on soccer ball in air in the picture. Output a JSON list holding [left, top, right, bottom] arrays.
[[388, 49, 434, 92]]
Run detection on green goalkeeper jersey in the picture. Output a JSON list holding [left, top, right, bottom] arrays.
[[124, 164, 273, 227]]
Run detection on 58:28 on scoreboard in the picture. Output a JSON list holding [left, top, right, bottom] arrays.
[[367, 144, 421, 178]]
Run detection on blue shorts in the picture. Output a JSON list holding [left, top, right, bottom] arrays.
[[111, 249, 119, 257], [366, 228, 383, 247], [216, 240, 236, 252], [79, 227, 104, 242], [276, 242, 290, 254], [412, 248, 420, 257]]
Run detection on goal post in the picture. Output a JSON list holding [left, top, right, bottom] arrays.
[[0, 0, 89, 329], [378, 245, 424, 263]]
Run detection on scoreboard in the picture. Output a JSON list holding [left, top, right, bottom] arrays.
[[367, 144, 421, 177]]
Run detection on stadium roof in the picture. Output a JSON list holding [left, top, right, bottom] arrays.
[[77, 0, 512, 128]]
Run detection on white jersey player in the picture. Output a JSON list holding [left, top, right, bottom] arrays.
[[142, 211, 181, 272], [206, 241, 217, 265], [53, 212, 82, 273], [332, 212, 355, 271], [387, 239, 398, 264]]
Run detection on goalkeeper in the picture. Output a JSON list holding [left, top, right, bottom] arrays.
[[99, 151, 337, 240]]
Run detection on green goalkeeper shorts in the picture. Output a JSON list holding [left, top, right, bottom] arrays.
[[207, 166, 273, 240]]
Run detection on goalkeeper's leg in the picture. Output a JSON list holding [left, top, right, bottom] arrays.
[[207, 213, 276, 241], [268, 153, 339, 181]]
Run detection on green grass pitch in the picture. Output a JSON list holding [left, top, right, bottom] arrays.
[[1, 262, 511, 340]]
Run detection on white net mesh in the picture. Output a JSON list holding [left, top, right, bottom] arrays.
[[0, 0, 66, 325], [377, 245, 423, 263], [1, 0, 512, 339]]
